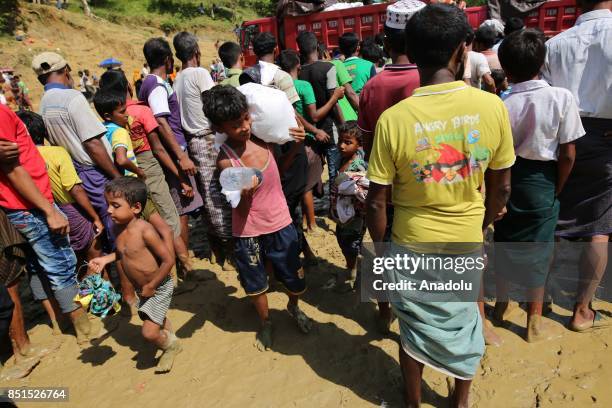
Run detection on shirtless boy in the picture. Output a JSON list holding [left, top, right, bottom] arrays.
[[89, 177, 181, 373]]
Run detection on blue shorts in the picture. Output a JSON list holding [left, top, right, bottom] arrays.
[[234, 224, 306, 296]]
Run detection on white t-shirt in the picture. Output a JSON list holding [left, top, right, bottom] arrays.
[[173, 67, 215, 136], [464, 51, 491, 89], [503, 80, 585, 161]]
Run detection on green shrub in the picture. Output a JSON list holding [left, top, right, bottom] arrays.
[[0, 0, 20, 35]]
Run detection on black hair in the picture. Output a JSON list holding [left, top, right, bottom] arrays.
[[491, 69, 506, 88], [384, 25, 407, 55], [498, 28, 546, 82], [218, 41, 242, 68], [339, 32, 360, 57], [143, 37, 172, 69], [173, 31, 199, 63], [475, 25, 497, 49], [105, 177, 148, 209], [202, 85, 248, 127], [99, 69, 129, 94], [374, 33, 384, 47], [405, 4, 470, 69], [296, 31, 318, 57], [37, 65, 67, 86], [504, 17, 525, 36], [78, 70, 83, 76], [252, 32, 277, 57], [279, 49, 301, 73], [338, 121, 362, 145], [16, 110, 48, 145], [360, 39, 384, 65], [93, 89, 126, 119]]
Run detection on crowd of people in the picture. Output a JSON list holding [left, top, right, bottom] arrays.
[[0, 0, 610, 406]]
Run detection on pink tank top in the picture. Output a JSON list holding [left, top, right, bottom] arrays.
[[221, 143, 292, 238]]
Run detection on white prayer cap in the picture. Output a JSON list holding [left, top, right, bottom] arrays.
[[480, 19, 505, 36], [385, 0, 426, 30]]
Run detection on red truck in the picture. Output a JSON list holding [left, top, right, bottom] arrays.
[[240, 0, 579, 65]]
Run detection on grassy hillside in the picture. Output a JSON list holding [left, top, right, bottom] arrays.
[[65, 0, 262, 32], [0, 3, 234, 109]]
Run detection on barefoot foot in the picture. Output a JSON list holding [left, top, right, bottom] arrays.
[[255, 320, 273, 351], [527, 315, 562, 342], [287, 304, 313, 334], [483, 319, 503, 347], [155, 339, 182, 374]]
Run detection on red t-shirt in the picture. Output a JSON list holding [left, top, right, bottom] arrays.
[[126, 100, 158, 154], [357, 64, 420, 135], [0, 105, 53, 210]]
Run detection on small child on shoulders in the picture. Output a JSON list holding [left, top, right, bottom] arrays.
[[89, 177, 181, 373], [329, 121, 368, 291], [93, 90, 146, 179], [203, 85, 312, 351]]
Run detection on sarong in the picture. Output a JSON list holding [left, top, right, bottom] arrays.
[[494, 157, 559, 287], [556, 117, 612, 237], [58, 203, 95, 253], [385, 246, 485, 380], [72, 162, 115, 249], [188, 134, 232, 239]]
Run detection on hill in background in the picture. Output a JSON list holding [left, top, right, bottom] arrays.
[[1, 1, 239, 109]]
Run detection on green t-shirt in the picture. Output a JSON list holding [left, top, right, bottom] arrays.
[[293, 79, 316, 120], [343, 56, 375, 95], [331, 60, 357, 121]]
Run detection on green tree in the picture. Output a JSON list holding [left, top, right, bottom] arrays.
[[0, 0, 20, 35]]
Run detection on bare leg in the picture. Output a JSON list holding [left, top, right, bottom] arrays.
[[377, 301, 393, 334], [6, 279, 30, 355], [399, 346, 424, 408], [251, 293, 272, 351], [571, 235, 609, 328], [40, 299, 60, 335], [180, 215, 190, 250], [302, 190, 316, 232], [452, 378, 473, 408], [479, 280, 503, 346]]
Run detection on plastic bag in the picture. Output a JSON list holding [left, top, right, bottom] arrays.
[[238, 82, 297, 145]]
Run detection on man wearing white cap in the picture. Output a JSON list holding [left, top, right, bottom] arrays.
[[33, 52, 120, 248], [359, 0, 425, 159]]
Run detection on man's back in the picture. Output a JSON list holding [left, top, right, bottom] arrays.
[[173, 67, 215, 136], [343, 56, 375, 94], [542, 9, 612, 119], [40, 87, 109, 166], [298, 60, 337, 134], [358, 64, 420, 137], [368, 81, 515, 243]]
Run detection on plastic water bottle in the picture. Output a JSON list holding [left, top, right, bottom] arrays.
[[219, 167, 263, 191]]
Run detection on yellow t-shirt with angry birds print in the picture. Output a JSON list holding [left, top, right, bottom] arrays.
[[367, 81, 515, 244]]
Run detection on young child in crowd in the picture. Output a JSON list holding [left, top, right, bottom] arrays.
[[17, 110, 105, 335], [330, 121, 368, 291], [218, 41, 244, 87], [89, 177, 181, 373], [491, 69, 509, 97], [93, 90, 145, 179], [493, 29, 584, 342], [203, 85, 312, 351]]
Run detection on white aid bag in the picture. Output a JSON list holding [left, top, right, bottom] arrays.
[[238, 82, 297, 145]]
